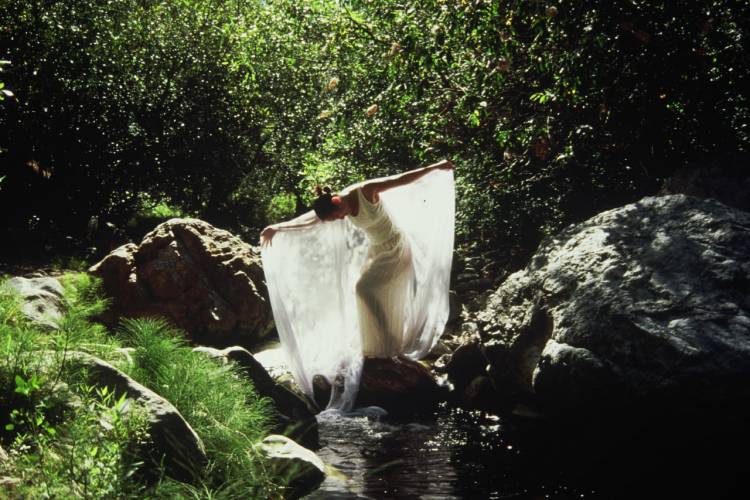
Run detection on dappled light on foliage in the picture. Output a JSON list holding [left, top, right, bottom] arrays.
[[0, 0, 747, 260]]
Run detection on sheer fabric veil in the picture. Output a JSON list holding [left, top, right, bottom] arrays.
[[261, 169, 455, 410]]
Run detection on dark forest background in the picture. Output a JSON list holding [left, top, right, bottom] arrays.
[[1, 0, 748, 263]]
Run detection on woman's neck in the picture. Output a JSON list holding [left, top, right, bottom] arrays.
[[344, 191, 359, 217]]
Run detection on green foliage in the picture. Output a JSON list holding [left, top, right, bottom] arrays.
[[49, 256, 92, 273], [4, 384, 149, 499], [0, 59, 11, 101], [134, 193, 187, 219], [0, 0, 268, 244], [303, 0, 750, 254], [141, 201, 184, 219], [54, 273, 119, 359], [0, 283, 51, 441], [0, 278, 144, 499], [1, 0, 747, 258], [1, 276, 279, 497], [266, 192, 299, 224], [118, 317, 278, 496]]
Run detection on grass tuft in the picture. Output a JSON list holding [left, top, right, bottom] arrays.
[[118, 317, 279, 496]]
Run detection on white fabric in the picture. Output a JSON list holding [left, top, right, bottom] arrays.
[[261, 169, 455, 410], [350, 187, 414, 357]]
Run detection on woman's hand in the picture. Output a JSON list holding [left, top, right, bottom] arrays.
[[432, 159, 454, 171], [260, 225, 278, 247]]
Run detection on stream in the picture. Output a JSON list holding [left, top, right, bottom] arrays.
[[255, 346, 744, 499], [304, 404, 744, 500], [305, 406, 597, 499]]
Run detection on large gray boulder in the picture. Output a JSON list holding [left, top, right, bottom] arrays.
[[61, 351, 207, 481], [5, 276, 65, 329], [89, 218, 273, 349], [477, 195, 750, 415]]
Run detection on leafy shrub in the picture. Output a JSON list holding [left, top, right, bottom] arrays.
[[3, 385, 149, 499], [2, 0, 747, 259], [0, 282, 54, 443], [0, 278, 147, 498]]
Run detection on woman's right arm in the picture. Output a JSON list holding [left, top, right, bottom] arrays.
[[260, 210, 321, 247]]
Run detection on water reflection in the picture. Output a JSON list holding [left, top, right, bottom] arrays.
[[305, 403, 746, 500], [305, 406, 594, 500]]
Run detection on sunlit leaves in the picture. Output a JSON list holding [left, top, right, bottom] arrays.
[[0, 0, 747, 254]]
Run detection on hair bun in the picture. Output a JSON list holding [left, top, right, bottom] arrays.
[[314, 185, 332, 197]]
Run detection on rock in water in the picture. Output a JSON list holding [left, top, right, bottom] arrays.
[[89, 218, 273, 348], [445, 341, 488, 392], [477, 195, 750, 415], [5, 276, 65, 329], [255, 434, 326, 498], [356, 356, 441, 415]]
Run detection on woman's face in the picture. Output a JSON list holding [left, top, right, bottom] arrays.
[[325, 205, 349, 221], [323, 195, 349, 221]]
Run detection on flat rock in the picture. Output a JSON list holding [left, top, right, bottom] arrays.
[[5, 276, 65, 329]]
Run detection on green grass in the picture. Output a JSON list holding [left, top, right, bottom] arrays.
[[118, 317, 277, 497], [50, 255, 92, 273], [0, 275, 147, 498], [0, 274, 281, 498]]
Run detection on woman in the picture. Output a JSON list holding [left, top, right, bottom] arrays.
[[260, 159, 455, 409], [260, 159, 454, 243]]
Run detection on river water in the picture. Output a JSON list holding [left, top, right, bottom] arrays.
[[305, 406, 598, 500], [304, 404, 744, 500], [255, 345, 743, 499]]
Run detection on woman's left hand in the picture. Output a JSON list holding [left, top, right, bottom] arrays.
[[260, 225, 278, 247], [433, 159, 454, 170]]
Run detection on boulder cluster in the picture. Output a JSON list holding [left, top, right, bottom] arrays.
[[7, 192, 750, 497]]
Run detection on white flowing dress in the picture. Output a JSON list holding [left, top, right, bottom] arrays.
[[262, 169, 454, 410], [350, 188, 413, 358]]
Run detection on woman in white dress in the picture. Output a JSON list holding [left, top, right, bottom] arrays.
[[260, 159, 454, 409], [261, 159, 453, 358]]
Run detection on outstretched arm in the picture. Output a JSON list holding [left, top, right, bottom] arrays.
[[361, 159, 454, 203], [260, 210, 320, 247]]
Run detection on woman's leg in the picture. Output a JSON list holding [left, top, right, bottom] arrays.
[[356, 268, 391, 357], [355, 245, 412, 358]]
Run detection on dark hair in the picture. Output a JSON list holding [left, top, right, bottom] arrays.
[[312, 185, 337, 219]]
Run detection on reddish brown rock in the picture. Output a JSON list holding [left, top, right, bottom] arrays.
[[89, 218, 273, 348], [355, 356, 441, 415]]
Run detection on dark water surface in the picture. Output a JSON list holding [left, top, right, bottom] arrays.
[[305, 405, 745, 500]]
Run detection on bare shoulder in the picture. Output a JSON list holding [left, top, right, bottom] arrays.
[[341, 180, 379, 203], [339, 180, 364, 195], [360, 182, 382, 203]]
